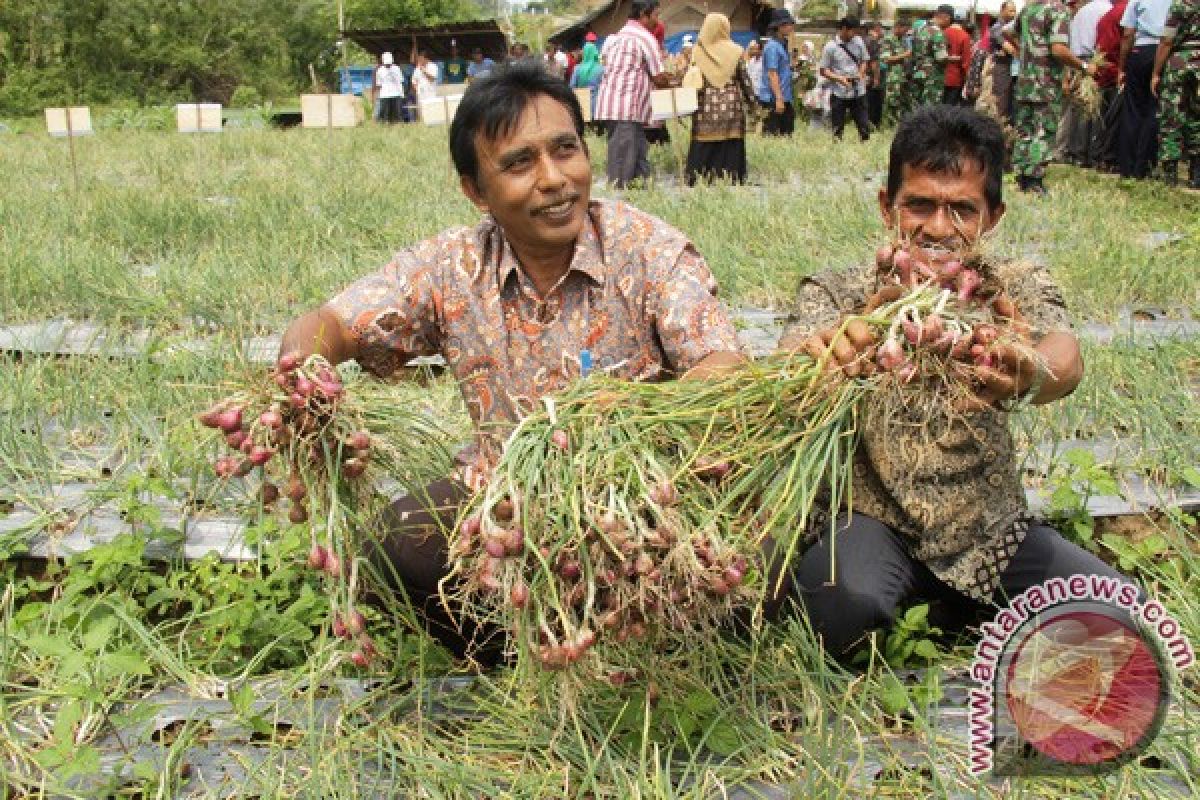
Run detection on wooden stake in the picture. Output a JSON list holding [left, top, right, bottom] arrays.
[[65, 106, 79, 194]]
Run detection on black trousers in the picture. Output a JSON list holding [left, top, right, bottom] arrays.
[[867, 87, 884, 127], [605, 120, 651, 188], [831, 94, 870, 141], [377, 96, 405, 124], [762, 101, 796, 136], [791, 513, 1129, 656], [942, 85, 966, 106], [1119, 44, 1160, 178], [1094, 86, 1121, 168]]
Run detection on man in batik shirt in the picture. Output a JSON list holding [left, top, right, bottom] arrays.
[[278, 62, 743, 660], [777, 106, 1129, 657]]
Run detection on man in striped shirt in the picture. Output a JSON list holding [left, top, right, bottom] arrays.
[[595, 0, 670, 187]]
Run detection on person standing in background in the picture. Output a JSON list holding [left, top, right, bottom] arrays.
[[442, 42, 469, 86], [467, 48, 496, 82], [819, 16, 872, 141], [865, 21, 886, 127], [990, 1, 1020, 121], [910, 9, 950, 107], [759, 8, 798, 136], [746, 38, 765, 91], [1117, 0, 1173, 177], [543, 42, 565, 79], [943, 9, 974, 104], [374, 52, 407, 124], [1010, 0, 1097, 193], [1151, 0, 1200, 186], [411, 46, 441, 108], [1060, 0, 1112, 165], [569, 40, 605, 122], [881, 19, 913, 123], [684, 13, 757, 184], [1093, 0, 1130, 168], [595, 0, 670, 187]]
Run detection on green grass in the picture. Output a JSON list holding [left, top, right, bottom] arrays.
[[1, 120, 1199, 798]]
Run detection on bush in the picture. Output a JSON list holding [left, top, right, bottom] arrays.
[[230, 85, 263, 108]]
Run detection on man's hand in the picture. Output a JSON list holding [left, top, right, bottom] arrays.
[[801, 318, 877, 377], [1151, 72, 1160, 96]]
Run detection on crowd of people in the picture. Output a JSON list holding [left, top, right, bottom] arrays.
[[370, 0, 1198, 192]]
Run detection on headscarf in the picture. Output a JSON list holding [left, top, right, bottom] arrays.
[[574, 42, 602, 85], [693, 14, 744, 88]]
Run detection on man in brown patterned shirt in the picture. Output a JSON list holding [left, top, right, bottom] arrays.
[[778, 105, 1128, 657], [278, 62, 744, 660]]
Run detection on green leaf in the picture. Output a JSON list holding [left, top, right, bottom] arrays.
[[82, 616, 118, 653], [24, 633, 74, 660], [878, 675, 910, 715], [903, 604, 929, 628], [1180, 466, 1200, 489], [1064, 448, 1096, 469], [706, 722, 741, 756], [913, 639, 939, 661], [102, 649, 152, 677]]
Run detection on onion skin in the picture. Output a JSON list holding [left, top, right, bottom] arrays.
[[345, 609, 366, 636], [349, 651, 369, 668], [216, 408, 243, 434], [510, 582, 529, 609], [307, 544, 327, 570], [551, 429, 569, 451], [278, 353, 300, 373]]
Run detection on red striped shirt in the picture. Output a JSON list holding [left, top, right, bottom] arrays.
[[594, 21, 664, 124]]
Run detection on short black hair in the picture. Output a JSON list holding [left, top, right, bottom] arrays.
[[839, 16, 861, 29], [631, 0, 659, 19], [887, 105, 1005, 211], [449, 60, 587, 183]]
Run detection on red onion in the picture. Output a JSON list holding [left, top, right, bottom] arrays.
[[307, 544, 327, 570], [248, 446, 274, 466], [493, 498, 515, 522], [345, 609, 366, 635], [902, 319, 921, 345], [278, 353, 300, 373], [261, 482, 279, 505], [348, 431, 371, 451], [197, 405, 224, 429], [239, 437, 255, 455], [510, 582, 529, 609], [342, 458, 367, 479], [225, 430, 248, 450], [294, 375, 314, 396], [289, 392, 306, 409], [260, 411, 283, 429], [483, 535, 507, 559], [324, 553, 342, 578], [957, 269, 983, 303], [551, 429, 569, 451], [559, 560, 581, 580], [504, 527, 525, 556], [922, 314, 945, 342], [332, 615, 348, 639], [349, 650, 369, 668], [460, 515, 481, 540], [290, 504, 309, 525], [274, 373, 292, 390], [973, 324, 999, 346], [216, 408, 243, 434]]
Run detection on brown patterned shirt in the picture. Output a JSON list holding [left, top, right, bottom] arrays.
[[780, 260, 1071, 599], [330, 199, 742, 472]]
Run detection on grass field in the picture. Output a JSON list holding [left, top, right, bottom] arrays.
[[1, 120, 1199, 798]]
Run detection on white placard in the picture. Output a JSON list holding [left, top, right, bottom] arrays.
[[176, 103, 223, 133], [300, 94, 364, 128], [45, 107, 93, 137], [650, 88, 698, 121], [574, 89, 592, 123], [420, 94, 464, 126]]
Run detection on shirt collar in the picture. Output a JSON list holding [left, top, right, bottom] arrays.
[[480, 203, 607, 290]]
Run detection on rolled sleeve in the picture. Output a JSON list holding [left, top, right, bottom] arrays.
[[328, 249, 443, 377], [652, 245, 742, 372]]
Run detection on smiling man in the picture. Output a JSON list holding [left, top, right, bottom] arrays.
[[777, 105, 1129, 658], [277, 61, 743, 659]]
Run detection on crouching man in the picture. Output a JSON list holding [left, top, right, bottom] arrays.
[[778, 105, 1130, 657], [276, 62, 744, 660]]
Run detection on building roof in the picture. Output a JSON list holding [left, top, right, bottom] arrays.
[[344, 20, 509, 62]]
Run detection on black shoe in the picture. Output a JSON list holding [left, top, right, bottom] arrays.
[[1162, 161, 1179, 187], [1018, 176, 1048, 196]]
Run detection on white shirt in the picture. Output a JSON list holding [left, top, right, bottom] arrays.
[[1070, 0, 1112, 56], [413, 61, 440, 103], [376, 64, 406, 99]]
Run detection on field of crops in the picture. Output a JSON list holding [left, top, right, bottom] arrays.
[[1, 121, 1199, 798]]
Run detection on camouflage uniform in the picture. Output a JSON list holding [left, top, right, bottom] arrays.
[[1158, 0, 1200, 167], [880, 33, 912, 122], [1011, 0, 1071, 180], [909, 22, 949, 106]]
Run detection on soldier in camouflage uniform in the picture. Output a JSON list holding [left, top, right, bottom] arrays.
[[909, 13, 951, 107], [1152, 0, 1200, 188], [1009, 0, 1095, 194], [881, 20, 913, 123]]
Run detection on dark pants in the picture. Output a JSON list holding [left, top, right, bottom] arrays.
[[605, 120, 650, 188], [377, 96, 405, 124], [1093, 86, 1121, 168], [867, 86, 884, 128], [1119, 44, 1160, 178], [791, 513, 1129, 656], [942, 85, 966, 106], [831, 94, 870, 141], [762, 101, 796, 136]]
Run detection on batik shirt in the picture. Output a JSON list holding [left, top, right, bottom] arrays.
[[330, 199, 742, 473], [780, 260, 1071, 599]]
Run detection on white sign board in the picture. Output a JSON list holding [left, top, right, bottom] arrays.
[[45, 107, 93, 137], [574, 89, 592, 123], [176, 103, 223, 133], [300, 94, 363, 128], [650, 88, 698, 122], [420, 94, 464, 126]]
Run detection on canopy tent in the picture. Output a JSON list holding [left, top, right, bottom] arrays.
[[343, 21, 509, 64], [548, 0, 775, 52], [884, 0, 1024, 20]]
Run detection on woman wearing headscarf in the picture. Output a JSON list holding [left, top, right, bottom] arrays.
[[685, 13, 757, 185], [569, 41, 605, 127]]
